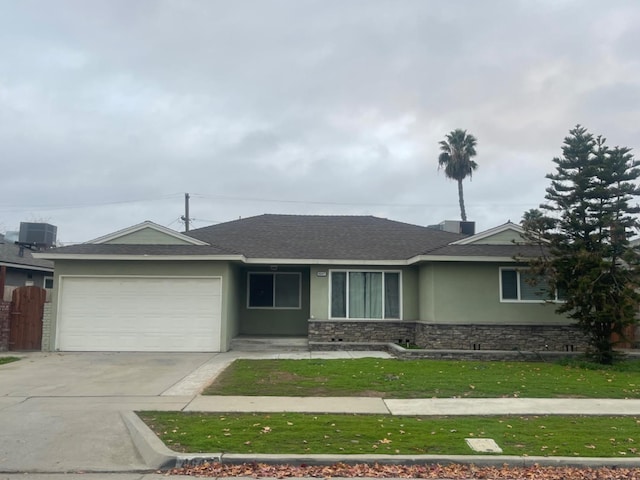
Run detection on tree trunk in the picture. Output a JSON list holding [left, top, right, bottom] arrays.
[[457, 179, 467, 221]]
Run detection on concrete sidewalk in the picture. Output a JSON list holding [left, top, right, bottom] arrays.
[[186, 395, 640, 415]]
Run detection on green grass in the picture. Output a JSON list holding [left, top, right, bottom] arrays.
[[203, 358, 640, 398], [0, 357, 19, 365], [138, 412, 640, 457]]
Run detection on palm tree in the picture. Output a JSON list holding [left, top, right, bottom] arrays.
[[438, 129, 478, 221]]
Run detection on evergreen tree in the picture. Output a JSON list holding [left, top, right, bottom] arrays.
[[523, 125, 640, 364]]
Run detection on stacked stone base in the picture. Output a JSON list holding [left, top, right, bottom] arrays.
[[308, 319, 589, 353]]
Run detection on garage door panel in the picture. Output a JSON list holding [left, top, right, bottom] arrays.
[[57, 276, 222, 352]]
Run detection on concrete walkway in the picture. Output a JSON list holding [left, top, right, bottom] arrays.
[[188, 395, 640, 415]]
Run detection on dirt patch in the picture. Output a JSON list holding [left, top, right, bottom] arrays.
[[352, 389, 386, 398], [257, 371, 300, 384]]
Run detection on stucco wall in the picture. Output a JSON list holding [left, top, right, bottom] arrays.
[[221, 263, 241, 349], [103, 229, 193, 245], [475, 230, 526, 245], [419, 262, 570, 325], [237, 266, 310, 335], [4, 268, 51, 290]]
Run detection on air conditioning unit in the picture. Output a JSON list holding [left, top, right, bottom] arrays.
[[18, 222, 57, 248], [432, 220, 476, 235]]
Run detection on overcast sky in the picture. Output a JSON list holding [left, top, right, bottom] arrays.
[[1, 0, 639, 244]]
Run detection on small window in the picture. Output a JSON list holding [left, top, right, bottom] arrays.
[[501, 270, 518, 300], [248, 272, 301, 309], [500, 268, 562, 302], [44, 277, 54, 289]]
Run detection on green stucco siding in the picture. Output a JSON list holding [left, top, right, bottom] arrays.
[[309, 265, 419, 321], [309, 266, 329, 319], [221, 263, 241, 350], [103, 228, 194, 245], [402, 267, 419, 320], [238, 267, 310, 335], [473, 230, 525, 245], [419, 262, 569, 325]]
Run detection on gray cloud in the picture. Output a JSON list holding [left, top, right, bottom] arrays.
[[1, 0, 639, 242]]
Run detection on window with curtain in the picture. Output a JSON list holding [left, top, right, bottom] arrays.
[[330, 271, 400, 319], [248, 272, 301, 308]]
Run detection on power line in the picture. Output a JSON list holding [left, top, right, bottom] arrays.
[[190, 193, 537, 209], [0, 191, 541, 218], [0, 193, 183, 213], [191, 218, 224, 225]]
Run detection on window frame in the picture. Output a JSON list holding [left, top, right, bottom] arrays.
[[246, 272, 302, 310], [43, 276, 54, 289], [499, 267, 564, 303], [328, 269, 402, 320]]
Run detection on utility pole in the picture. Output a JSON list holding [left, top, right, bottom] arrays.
[[181, 192, 190, 231]]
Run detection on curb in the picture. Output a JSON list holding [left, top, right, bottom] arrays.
[[124, 411, 640, 470], [122, 411, 222, 469]]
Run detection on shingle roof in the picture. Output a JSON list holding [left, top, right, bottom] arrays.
[[41, 214, 542, 262], [0, 234, 54, 270], [186, 214, 467, 260]]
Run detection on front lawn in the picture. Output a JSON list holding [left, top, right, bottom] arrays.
[[203, 358, 640, 398], [0, 357, 19, 365], [139, 412, 640, 458]]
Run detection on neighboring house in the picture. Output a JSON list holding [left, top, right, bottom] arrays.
[[0, 233, 54, 300], [35, 214, 584, 353]]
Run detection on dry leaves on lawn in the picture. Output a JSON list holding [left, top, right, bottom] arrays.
[[166, 461, 640, 479]]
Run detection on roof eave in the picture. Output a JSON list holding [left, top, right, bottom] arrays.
[[244, 258, 410, 266], [0, 261, 54, 272], [32, 253, 246, 261], [408, 255, 526, 263], [32, 253, 535, 265]]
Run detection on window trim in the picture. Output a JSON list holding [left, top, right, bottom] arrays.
[[328, 269, 403, 320], [246, 272, 302, 310], [43, 276, 54, 289], [499, 267, 564, 303]]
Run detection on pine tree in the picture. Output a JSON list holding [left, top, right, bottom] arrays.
[[524, 125, 640, 364]]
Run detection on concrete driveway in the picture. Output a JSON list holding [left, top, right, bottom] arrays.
[[0, 352, 221, 473]]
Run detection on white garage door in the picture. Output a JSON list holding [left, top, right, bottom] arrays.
[[57, 276, 222, 352]]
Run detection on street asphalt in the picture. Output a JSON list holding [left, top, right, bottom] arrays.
[[1, 350, 640, 477]]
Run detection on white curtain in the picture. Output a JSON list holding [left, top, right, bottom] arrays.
[[349, 272, 382, 318]]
